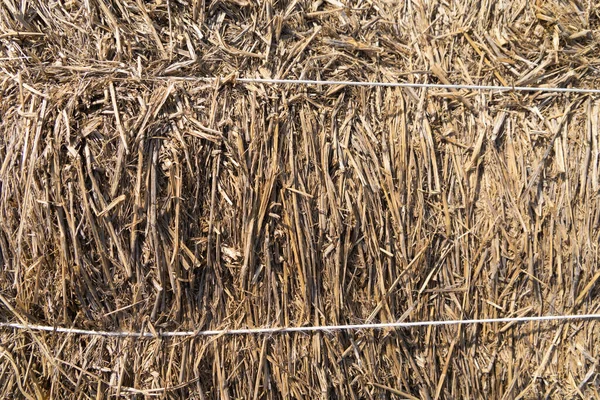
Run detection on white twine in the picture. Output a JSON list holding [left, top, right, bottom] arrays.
[[0, 313, 598, 338], [153, 76, 600, 95]]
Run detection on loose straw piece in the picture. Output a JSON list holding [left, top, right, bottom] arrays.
[[152, 76, 600, 95], [0, 313, 598, 339]]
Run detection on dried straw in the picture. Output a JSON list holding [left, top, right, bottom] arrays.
[[1, 0, 600, 398]]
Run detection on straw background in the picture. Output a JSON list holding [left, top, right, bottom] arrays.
[[1, 0, 600, 398]]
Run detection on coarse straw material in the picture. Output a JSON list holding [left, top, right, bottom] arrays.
[[1, 0, 600, 398]]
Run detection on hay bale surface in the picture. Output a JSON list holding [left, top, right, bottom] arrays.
[[1, 0, 600, 398]]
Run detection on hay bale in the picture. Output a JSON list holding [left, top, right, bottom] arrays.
[[1, 0, 599, 398]]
